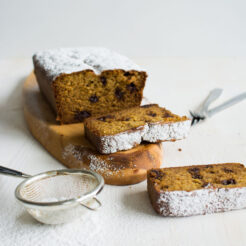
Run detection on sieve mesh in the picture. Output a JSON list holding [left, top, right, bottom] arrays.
[[19, 173, 99, 203]]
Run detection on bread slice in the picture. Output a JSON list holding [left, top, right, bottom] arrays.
[[84, 104, 190, 154], [33, 47, 147, 124], [147, 163, 246, 217]]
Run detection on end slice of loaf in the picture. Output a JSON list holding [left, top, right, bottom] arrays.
[[84, 104, 190, 154], [33, 47, 147, 124], [147, 163, 246, 217]]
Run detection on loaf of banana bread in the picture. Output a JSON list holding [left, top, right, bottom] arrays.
[[147, 163, 246, 217], [84, 104, 190, 154], [33, 47, 147, 124]]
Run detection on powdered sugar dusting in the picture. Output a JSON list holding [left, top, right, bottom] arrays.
[[100, 127, 146, 154], [157, 187, 246, 217], [87, 154, 121, 177], [62, 143, 85, 161], [143, 120, 191, 142], [97, 120, 191, 154], [33, 47, 143, 81], [62, 144, 124, 177]]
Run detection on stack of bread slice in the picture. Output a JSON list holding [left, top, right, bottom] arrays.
[[32, 47, 190, 185]]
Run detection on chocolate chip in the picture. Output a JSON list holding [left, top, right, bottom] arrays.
[[74, 110, 91, 121], [119, 117, 130, 121], [89, 95, 99, 103], [178, 148, 182, 152], [115, 87, 124, 100], [163, 112, 172, 118], [201, 182, 209, 188], [188, 167, 200, 173], [150, 170, 165, 180], [141, 104, 156, 108], [221, 179, 236, 185], [192, 174, 203, 179], [124, 71, 131, 77], [210, 171, 215, 174], [147, 111, 157, 117], [126, 83, 137, 93], [100, 76, 107, 86], [149, 170, 158, 177], [188, 167, 202, 179], [97, 115, 114, 122], [223, 168, 234, 173], [97, 117, 106, 122], [162, 185, 169, 189]]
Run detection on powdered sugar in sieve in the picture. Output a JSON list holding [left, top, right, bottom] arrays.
[[0, 166, 104, 224], [20, 173, 98, 203]]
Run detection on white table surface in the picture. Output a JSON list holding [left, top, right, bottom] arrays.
[[0, 57, 246, 246]]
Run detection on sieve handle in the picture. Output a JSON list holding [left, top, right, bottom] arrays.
[[0, 165, 31, 178], [80, 197, 102, 211]]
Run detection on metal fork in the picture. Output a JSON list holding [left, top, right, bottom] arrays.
[[190, 88, 246, 126]]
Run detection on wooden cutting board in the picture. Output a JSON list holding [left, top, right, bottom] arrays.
[[23, 73, 163, 185]]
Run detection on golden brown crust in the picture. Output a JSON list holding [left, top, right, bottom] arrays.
[[147, 174, 164, 214], [34, 66, 57, 112], [23, 73, 163, 185]]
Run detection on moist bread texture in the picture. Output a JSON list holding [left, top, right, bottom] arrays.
[[33, 47, 147, 124], [84, 104, 190, 154], [147, 163, 246, 217]]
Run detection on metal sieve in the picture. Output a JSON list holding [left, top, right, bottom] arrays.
[[0, 166, 104, 224]]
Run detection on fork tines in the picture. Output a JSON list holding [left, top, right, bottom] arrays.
[[190, 111, 205, 126]]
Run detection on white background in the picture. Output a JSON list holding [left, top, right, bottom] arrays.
[[1, 57, 246, 246], [0, 0, 246, 59]]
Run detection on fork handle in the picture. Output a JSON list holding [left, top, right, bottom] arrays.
[[0, 166, 31, 178], [200, 88, 223, 114], [207, 92, 246, 117]]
